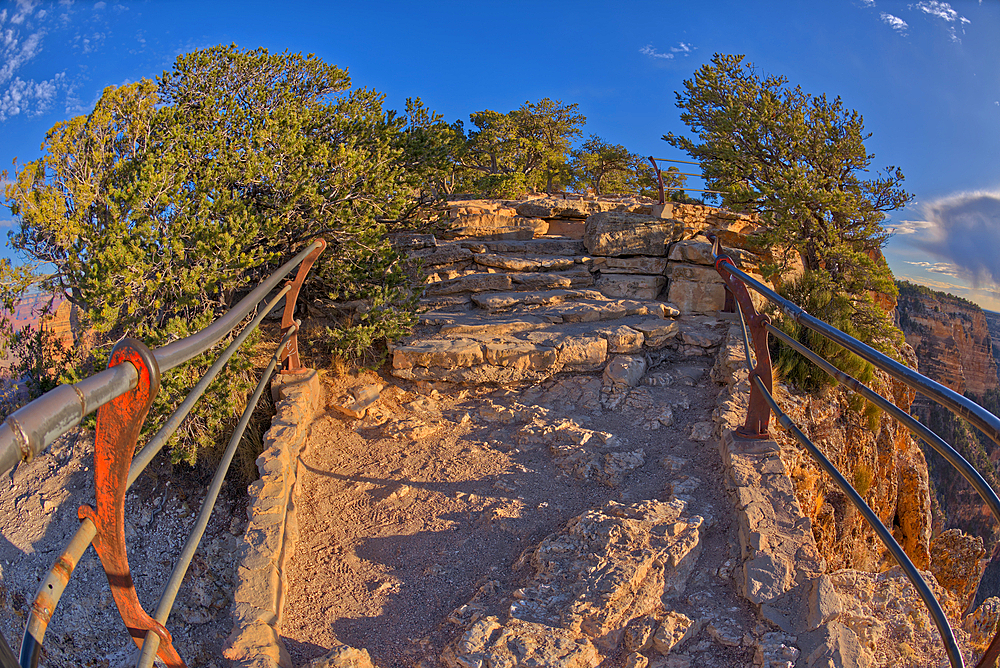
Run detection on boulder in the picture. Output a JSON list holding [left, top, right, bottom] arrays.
[[596, 274, 666, 300], [666, 263, 727, 315], [604, 355, 648, 387], [516, 197, 619, 220], [651, 611, 696, 655], [558, 336, 608, 370], [584, 211, 683, 257], [441, 213, 548, 240], [930, 528, 986, 608], [305, 644, 375, 668], [330, 384, 383, 419], [600, 325, 645, 354], [392, 339, 484, 370]]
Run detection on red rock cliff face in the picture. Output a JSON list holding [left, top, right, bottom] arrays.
[[896, 285, 999, 398]]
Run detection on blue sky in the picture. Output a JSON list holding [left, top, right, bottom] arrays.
[[2, 0, 999, 308]]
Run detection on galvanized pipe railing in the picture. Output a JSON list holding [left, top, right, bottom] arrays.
[[2, 238, 326, 668], [710, 234, 1000, 668], [0, 239, 325, 476], [647, 156, 730, 204]]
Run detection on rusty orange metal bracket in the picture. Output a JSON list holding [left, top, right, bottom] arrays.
[[77, 338, 186, 667], [711, 242, 773, 439], [280, 238, 327, 372]]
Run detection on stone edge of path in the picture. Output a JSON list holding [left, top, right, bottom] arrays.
[[223, 369, 321, 668], [710, 324, 876, 667]]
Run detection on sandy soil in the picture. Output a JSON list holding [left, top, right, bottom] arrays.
[[0, 428, 248, 667], [281, 353, 758, 667]]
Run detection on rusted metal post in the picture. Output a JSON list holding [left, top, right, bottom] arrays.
[[279, 238, 327, 371], [709, 235, 773, 438], [76, 338, 186, 668], [648, 156, 665, 205]]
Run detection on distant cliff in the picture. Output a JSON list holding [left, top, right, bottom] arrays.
[[895, 281, 1000, 553], [896, 281, 999, 399], [983, 310, 1000, 383]]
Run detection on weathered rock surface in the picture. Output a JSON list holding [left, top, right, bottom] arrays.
[[897, 283, 999, 398], [515, 196, 623, 220], [665, 263, 727, 315], [441, 213, 548, 240], [330, 383, 382, 419], [717, 321, 933, 575], [593, 256, 670, 274], [443, 498, 704, 667], [304, 644, 375, 668], [596, 273, 667, 300], [965, 596, 1000, 653], [930, 528, 987, 611], [584, 211, 683, 257]]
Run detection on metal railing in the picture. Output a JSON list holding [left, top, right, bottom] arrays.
[[0, 239, 326, 668], [710, 234, 1000, 668], [648, 157, 730, 204]]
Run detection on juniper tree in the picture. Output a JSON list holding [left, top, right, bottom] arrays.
[[664, 53, 912, 386], [3, 45, 422, 463], [463, 98, 586, 197], [571, 135, 685, 197]]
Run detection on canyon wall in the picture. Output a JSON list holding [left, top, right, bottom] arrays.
[[983, 309, 1000, 383], [896, 281, 999, 399], [895, 281, 1000, 596]]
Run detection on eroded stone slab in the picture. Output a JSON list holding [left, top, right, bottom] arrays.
[[594, 257, 670, 274], [584, 211, 683, 257], [473, 253, 579, 272], [666, 263, 727, 315], [596, 274, 666, 300], [484, 341, 558, 371], [424, 273, 513, 295], [392, 339, 484, 370]]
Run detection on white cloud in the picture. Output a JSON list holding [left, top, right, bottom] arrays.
[[880, 12, 909, 33], [887, 219, 934, 235], [914, 1, 970, 41], [93, 1, 105, 9], [0, 72, 67, 121], [904, 260, 966, 279], [916, 190, 1000, 287], [861, 0, 876, 5], [640, 44, 673, 60], [915, 1, 968, 23], [1, 25, 45, 85], [641, 42, 694, 61], [9, 0, 38, 25]]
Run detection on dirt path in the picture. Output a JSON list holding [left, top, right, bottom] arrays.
[[282, 344, 758, 667]]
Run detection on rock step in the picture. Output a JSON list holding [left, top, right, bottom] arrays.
[[391, 313, 727, 385], [420, 298, 673, 331], [470, 252, 586, 272], [413, 244, 592, 271], [470, 289, 607, 311], [468, 238, 587, 256], [423, 271, 594, 297]]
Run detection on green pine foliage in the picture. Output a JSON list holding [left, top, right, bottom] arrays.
[[569, 135, 686, 197], [666, 53, 911, 395], [2, 45, 429, 465]]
